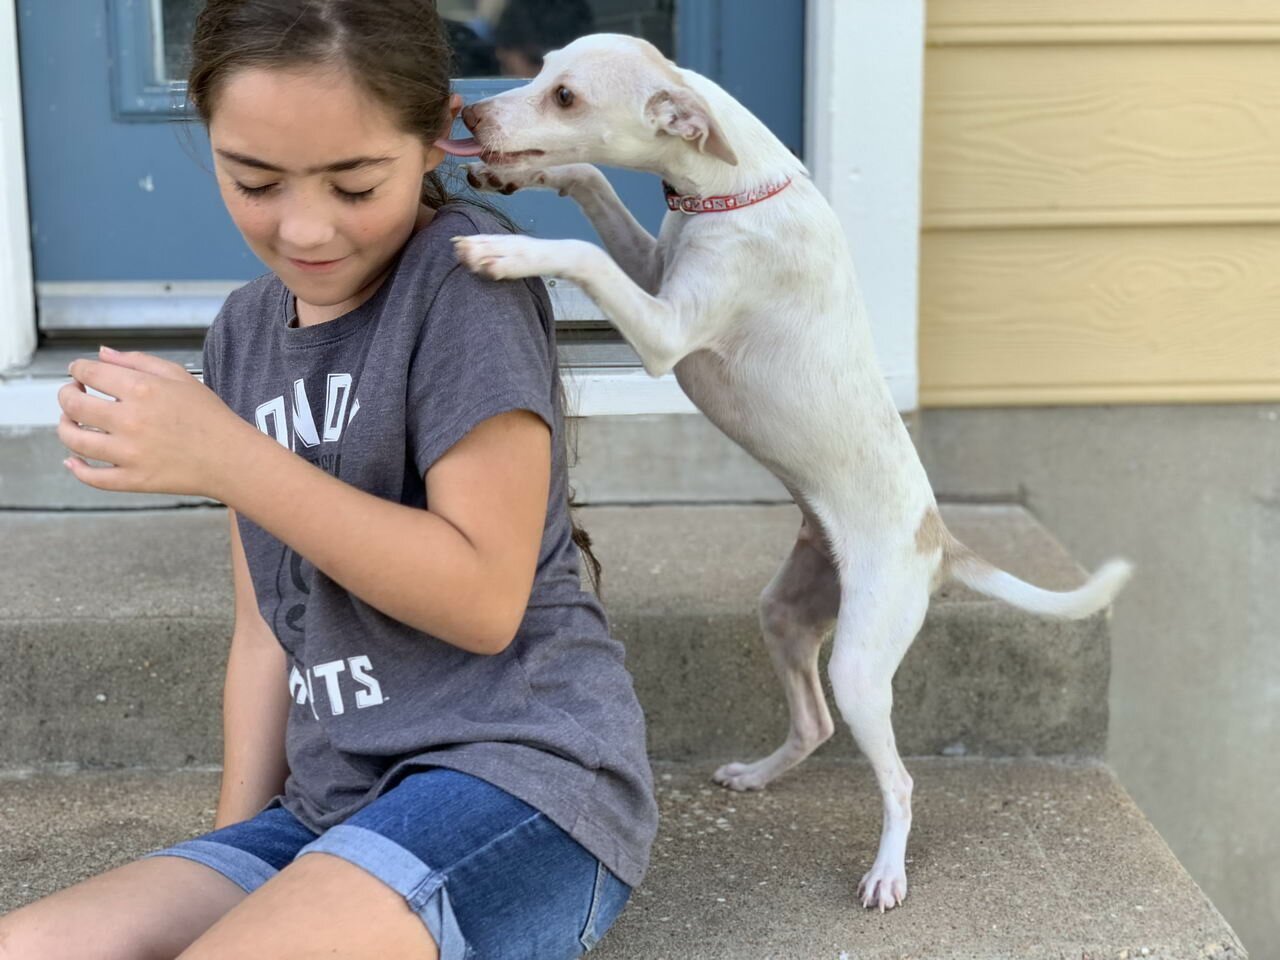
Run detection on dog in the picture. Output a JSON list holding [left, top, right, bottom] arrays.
[[441, 33, 1133, 912]]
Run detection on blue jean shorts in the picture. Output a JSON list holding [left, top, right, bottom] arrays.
[[140, 767, 632, 959]]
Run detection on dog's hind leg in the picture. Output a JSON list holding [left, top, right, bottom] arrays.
[[712, 514, 840, 792], [827, 570, 931, 912]]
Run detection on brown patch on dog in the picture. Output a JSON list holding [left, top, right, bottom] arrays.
[[915, 505, 977, 591], [914, 506, 950, 557]]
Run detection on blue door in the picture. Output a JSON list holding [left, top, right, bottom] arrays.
[[17, 0, 804, 337]]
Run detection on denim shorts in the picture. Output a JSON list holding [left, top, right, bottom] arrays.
[[140, 767, 632, 959]]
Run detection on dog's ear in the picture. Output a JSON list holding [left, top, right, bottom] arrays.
[[644, 87, 739, 166]]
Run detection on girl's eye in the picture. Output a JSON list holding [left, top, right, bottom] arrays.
[[555, 85, 574, 108], [232, 181, 374, 203], [234, 181, 275, 198]]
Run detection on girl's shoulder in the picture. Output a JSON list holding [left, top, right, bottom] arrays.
[[204, 271, 284, 349], [401, 201, 515, 264], [219, 270, 285, 321], [390, 200, 521, 296], [429, 199, 516, 238]]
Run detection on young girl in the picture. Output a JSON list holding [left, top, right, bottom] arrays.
[[3, 2, 656, 958]]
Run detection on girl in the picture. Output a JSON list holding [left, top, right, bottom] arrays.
[[1, 2, 656, 958]]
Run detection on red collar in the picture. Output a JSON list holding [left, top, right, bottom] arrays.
[[663, 177, 792, 214]]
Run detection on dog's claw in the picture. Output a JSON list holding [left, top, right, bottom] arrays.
[[857, 863, 908, 912]]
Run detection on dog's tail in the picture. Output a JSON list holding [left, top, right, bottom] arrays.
[[932, 511, 1133, 620]]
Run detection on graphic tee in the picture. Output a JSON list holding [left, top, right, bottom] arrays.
[[201, 202, 656, 887]]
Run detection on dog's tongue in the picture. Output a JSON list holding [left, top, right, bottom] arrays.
[[434, 137, 484, 158]]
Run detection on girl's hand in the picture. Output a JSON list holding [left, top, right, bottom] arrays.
[[57, 345, 253, 499]]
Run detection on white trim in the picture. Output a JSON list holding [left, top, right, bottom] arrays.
[[148, 0, 167, 82], [544, 279, 604, 322], [0, 0, 36, 372], [36, 281, 244, 331], [35, 281, 244, 297], [0, 368, 920, 427], [35, 278, 609, 332], [562, 368, 696, 417], [805, 0, 924, 412], [0, 366, 699, 426]]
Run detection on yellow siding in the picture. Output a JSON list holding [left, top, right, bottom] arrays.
[[919, 0, 1280, 406]]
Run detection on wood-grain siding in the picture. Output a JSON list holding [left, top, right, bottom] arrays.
[[919, 0, 1280, 406]]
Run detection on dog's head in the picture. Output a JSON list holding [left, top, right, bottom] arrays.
[[459, 33, 738, 171]]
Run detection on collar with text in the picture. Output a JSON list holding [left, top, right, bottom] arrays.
[[662, 176, 793, 214]]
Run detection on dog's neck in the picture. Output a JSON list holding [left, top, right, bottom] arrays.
[[654, 72, 808, 198]]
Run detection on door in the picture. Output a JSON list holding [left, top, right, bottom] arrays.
[[17, 0, 804, 339]]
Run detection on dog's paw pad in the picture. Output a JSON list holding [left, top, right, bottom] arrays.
[[466, 164, 551, 195], [711, 761, 769, 792], [465, 164, 509, 193]]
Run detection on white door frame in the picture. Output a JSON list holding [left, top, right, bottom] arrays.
[[806, 0, 924, 412], [0, 0, 36, 373]]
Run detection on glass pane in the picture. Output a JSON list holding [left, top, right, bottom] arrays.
[[441, 0, 675, 78], [161, 0, 201, 82], [158, 0, 675, 84]]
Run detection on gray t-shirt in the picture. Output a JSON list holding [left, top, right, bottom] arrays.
[[201, 202, 656, 888]]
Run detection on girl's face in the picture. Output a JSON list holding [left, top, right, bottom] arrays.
[[209, 65, 454, 323]]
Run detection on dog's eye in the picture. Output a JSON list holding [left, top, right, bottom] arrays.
[[555, 85, 575, 108]]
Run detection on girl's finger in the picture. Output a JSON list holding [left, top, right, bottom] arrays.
[[56, 412, 115, 465], [67, 358, 135, 399], [97, 346, 189, 380], [59, 382, 118, 432], [62, 454, 127, 492]]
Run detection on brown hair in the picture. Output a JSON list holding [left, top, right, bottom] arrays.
[[186, 0, 603, 597]]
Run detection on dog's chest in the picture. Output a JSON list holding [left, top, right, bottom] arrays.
[[674, 347, 759, 438]]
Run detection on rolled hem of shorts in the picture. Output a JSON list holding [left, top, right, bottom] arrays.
[[296, 824, 470, 960], [141, 839, 278, 894]]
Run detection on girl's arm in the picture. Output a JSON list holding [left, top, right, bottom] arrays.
[[214, 509, 291, 830], [216, 635, 291, 828], [216, 407, 551, 656]]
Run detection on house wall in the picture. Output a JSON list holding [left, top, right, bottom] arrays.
[[919, 0, 1280, 406], [916, 403, 1279, 953]]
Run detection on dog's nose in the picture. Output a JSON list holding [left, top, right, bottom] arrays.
[[462, 103, 483, 130]]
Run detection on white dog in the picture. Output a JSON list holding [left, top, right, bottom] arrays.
[[444, 34, 1132, 912]]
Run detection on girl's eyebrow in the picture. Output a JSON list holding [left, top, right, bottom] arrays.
[[216, 149, 395, 174]]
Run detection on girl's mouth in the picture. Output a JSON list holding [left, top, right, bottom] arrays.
[[289, 256, 347, 273]]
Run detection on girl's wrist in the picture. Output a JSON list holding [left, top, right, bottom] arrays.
[[208, 417, 272, 506]]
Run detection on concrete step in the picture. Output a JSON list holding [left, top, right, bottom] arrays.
[[0, 758, 1245, 958], [0, 503, 1109, 768]]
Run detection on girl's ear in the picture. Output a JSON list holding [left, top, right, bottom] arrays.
[[447, 92, 464, 124], [425, 93, 466, 171]]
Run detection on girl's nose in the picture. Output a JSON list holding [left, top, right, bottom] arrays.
[[277, 197, 336, 250]]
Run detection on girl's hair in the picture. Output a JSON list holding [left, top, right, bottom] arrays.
[[186, 0, 603, 598]]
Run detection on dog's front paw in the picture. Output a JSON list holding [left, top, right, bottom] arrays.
[[465, 163, 538, 196], [451, 234, 544, 281], [465, 163, 593, 197], [857, 859, 908, 913]]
